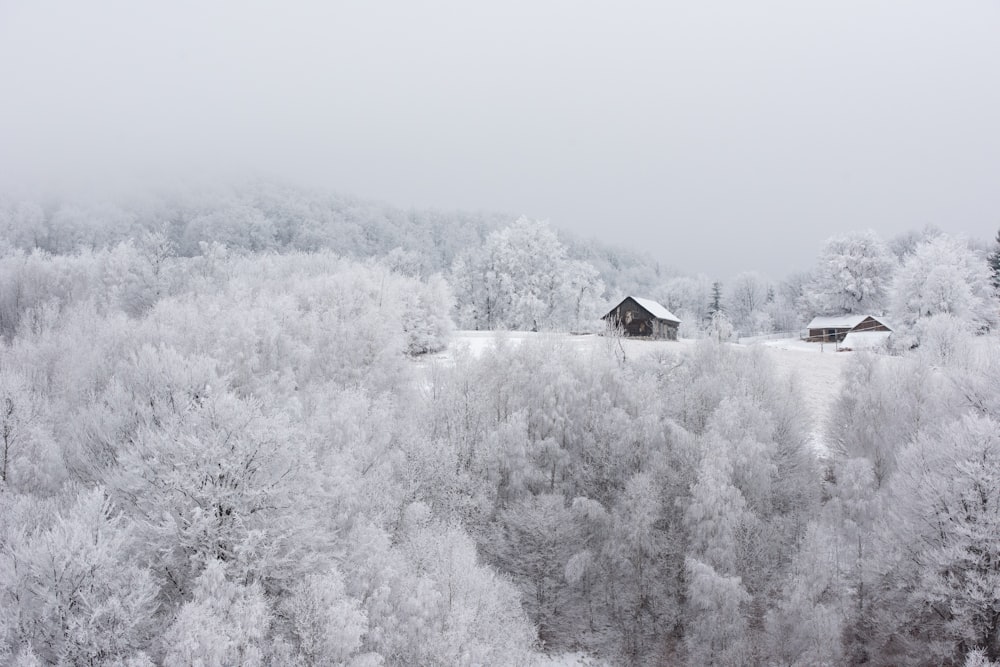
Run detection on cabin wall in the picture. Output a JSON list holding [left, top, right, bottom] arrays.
[[657, 320, 679, 340], [806, 327, 850, 343], [603, 297, 679, 340]]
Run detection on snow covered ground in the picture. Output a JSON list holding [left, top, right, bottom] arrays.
[[754, 337, 851, 455], [427, 331, 852, 456]]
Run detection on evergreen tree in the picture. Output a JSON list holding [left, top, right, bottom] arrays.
[[708, 281, 723, 320], [988, 228, 1000, 291]]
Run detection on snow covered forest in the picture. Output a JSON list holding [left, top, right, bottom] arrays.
[[1, 183, 1000, 666]]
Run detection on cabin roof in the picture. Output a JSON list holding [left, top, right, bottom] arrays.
[[807, 314, 866, 329], [806, 314, 891, 330], [605, 296, 680, 323], [631, 297, 681, 323]]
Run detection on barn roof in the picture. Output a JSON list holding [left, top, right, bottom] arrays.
[[807, 314, 893, 331], [807, 314, 867, 329], [606, 296, 681, 323], [632, 297, 680, 323]]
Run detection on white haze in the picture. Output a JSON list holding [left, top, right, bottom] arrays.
[[1, 1, 999, 277]]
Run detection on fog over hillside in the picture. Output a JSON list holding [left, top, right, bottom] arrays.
[[3, 2, 1000, 665], [3, 2, 999, 277]]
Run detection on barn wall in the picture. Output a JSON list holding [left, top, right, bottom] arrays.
[[806, 327, 851, 343], [603, 297, 679, 340]]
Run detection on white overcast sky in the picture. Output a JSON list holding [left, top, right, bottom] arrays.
[[1, 1, 998, 278]]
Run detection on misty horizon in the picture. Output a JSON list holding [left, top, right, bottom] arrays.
[[2, 1, 998, 278]]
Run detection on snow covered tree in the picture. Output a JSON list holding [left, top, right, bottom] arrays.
[[872, 416, 1000, 664], [708, 281, 723, 319], [280, 570, 369, 665], [603, 472, 678, 659], [0, 368, 61, 493], [180, 205, 278, 255], [451, 217, 604, 331], [890, 234, 997, 337], [0, 488, 159, 665], [708, 310, 734, 343], [399, 522, 538, 665], [399, 272, 454, 355], [162, 559, 272, 667], [826, 353, 957, 487], [948, 335, 1000, 421], [805, 230, 895, 315], [915, 313, 977, 368], [888, 225, 943, 262], [489, 493, 577, 646], [659, 273, 714, 336], [684, 444, 750, 575], [103, 351, 325, 601], [763, 521, 847, 667], [683, 557, 751, 667], [103, 233, 175, 317], [987, 228, 1000, 291], [724, 271, 772, 334]]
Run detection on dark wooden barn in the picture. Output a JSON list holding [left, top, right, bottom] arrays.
[[603, 296, 681, 340], [806, 315, 892, 343]]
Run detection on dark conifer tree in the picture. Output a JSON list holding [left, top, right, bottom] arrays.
[[988, 228, 1000, 291], [707, 281, 723, 320]]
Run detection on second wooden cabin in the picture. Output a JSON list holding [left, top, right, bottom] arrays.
[[805, 314, 892, 343]]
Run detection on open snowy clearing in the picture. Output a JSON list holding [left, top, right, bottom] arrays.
[[421, 331, 854, 456], [754, 337, 851, 454]]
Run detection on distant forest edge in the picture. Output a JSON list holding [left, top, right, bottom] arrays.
[[1, 180, 998, 345], [0, 180, 664, 298]]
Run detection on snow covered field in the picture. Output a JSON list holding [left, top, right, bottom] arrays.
[[756, 337, 850, 455]]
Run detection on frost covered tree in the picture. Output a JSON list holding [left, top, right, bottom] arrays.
[[280, 570, 369, 665], [162, 559, 272, 667], [684, 444, 749, 575], [103, 233, 176, 317], [489, 493, 578, 645], [870, 416, 1000, 664], [724, 271, 773, 334], [100, 349, 325, 601], [708, 281, 723, 318], [451, 217, 604, 331], [0, 489, 158, 665], [805, 230, 895, 315], [0, 368, 56, 492], [763, 521, 847, 667], [408, 524, 538, 664], [708, 310, 734, 343], [603, 472, 678, 659], [826, 353, 958, 487], [180, 205, 278, 255], [989, 228, 1000, 291], [890, 233, 997, 338], [683, 557, 751, 667], [659, 273, 714, 336]]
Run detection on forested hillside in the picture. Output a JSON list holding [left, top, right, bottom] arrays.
[[1, 185, 999, 665], [0, 183, 664, 304]]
